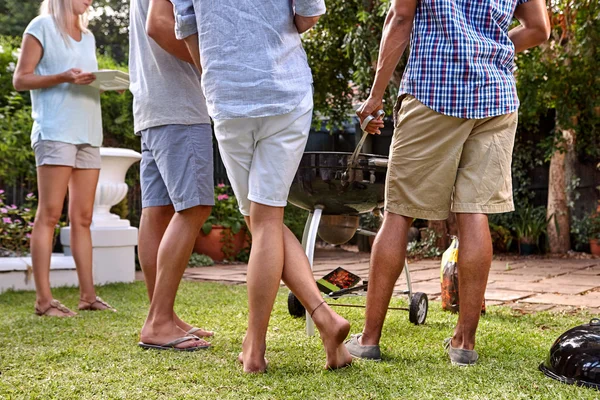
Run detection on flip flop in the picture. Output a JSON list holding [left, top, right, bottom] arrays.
[[187, 327, 214, 337], [138, 336, 211, 352]]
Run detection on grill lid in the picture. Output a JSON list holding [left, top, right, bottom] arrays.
[[539, 318, 600, 390]]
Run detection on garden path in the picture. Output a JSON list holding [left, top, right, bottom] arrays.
[[139, 247, 600, 313]]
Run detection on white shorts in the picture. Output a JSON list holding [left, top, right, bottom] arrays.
[[213, 89, 313, 216]]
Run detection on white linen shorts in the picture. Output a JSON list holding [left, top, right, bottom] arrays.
[[33, 140, 101, 169], [213, 89, 313, 216]]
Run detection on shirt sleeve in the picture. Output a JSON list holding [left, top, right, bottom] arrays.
[[295, 0, 326, 17], [24, 16, 47, 49], [169, 0, 198, 40]]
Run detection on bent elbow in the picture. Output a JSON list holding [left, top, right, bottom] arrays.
[[388, 8, 414, 27], [386, 8, 414, 37], [145, 17, 164, 41], [13, 75, 24, 91], [540, 24, 551, 43], [146, 21, 158, 40]]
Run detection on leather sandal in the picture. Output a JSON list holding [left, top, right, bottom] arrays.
[[35, 299, 76, 317], [78, 296, 117, 312]]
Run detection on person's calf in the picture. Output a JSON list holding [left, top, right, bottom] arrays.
[[451, 213, 493, 351]]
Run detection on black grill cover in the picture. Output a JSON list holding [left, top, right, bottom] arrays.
[[539, 318, 600, 390]]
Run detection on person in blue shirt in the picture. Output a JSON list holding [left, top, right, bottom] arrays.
[[170, 0, 353, 373]]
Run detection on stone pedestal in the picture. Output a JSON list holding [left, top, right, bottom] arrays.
[[60, 147, 141, 285], [61, 226, 138, 285], [0, 254, 77, 294]]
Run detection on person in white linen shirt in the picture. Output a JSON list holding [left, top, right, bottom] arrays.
[[170, 0, 353, 373], [13, 0, 115, 317]]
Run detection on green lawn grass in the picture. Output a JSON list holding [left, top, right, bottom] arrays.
[[0, 281, 598, 399]]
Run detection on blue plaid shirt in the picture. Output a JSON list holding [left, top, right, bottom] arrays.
[[399, 0, 530, 119]]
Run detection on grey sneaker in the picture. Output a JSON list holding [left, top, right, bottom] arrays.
[[344, 334, 381, 361], [444, 338, 479, 366]]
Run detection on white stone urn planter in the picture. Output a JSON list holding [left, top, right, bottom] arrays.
[[61, 147, 141, 285], [92, 147, 142, 228]]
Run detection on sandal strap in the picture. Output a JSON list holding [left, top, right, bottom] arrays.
[[36, 299, 72, 315], [81, 296, 113, 310], [92, 296, 111, 308], [162, 336, 199, 348]]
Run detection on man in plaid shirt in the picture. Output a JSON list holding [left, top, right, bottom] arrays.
[[347, 0, 550, 365]]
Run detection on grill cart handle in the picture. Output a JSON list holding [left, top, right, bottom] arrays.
[[369, 158, 388, 168]]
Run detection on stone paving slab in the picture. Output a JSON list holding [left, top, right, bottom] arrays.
[[520, 293, 600, 308], [495, 267, 566, 277], [484, 289, 534, 302], [487, 273, 549, 283], [490, 261, 527, 272], [487, 280, 596, 295], [569, 266, 600, 276], [538, 274, 600, 287]]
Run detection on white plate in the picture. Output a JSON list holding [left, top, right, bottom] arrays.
[[89, 70, 130, 91]]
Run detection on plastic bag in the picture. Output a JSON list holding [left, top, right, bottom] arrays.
[[440, 236, 485, 314]]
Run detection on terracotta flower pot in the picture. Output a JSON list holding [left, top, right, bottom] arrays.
[[194, 226, 248, 262], [590, 239, 600, 257]]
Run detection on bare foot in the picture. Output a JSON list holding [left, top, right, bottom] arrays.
[[140, 323, 210, 350], [239, 337, 268, 373], [35, 299, 77, 317], [237, 352, 269, 373], [312, 305, 353, 370], [174, 313, 214, 337]]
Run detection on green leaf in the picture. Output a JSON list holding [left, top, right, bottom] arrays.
[[201, 223, 212, 235]]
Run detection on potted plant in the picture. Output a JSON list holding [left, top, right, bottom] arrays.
[[194, 184, 248, 262], [572, 212, 600, 256], [357, 209, 383, 251], [514, 205, 551, 255], [590, 214, 600, 256]]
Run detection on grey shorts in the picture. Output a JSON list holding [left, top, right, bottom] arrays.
[[140, 124, 215, 212], [33, 140, 101, 169]]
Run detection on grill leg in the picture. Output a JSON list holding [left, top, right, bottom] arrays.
[[302, 206, 323, 336], [404, 258, 412, 299]]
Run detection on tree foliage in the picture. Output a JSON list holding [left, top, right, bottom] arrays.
[[303, 0, 406, 127], [0, 0, 40, 38], [516, 0, 600, 157], [89, 0, 130, 64], [0, 0, 130, 64]]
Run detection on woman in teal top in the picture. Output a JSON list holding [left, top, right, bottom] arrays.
[[13, 0, 115, 316]]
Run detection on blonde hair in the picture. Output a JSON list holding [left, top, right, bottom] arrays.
[[40, 0, 90, 44]]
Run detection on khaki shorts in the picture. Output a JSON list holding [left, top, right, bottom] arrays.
[[33, 140, 101, 169], [385, 95, 517, 220]]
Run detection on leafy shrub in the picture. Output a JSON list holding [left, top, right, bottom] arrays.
[[571, 212, 600, 250], [188, 253, 214, 267], [0, 189, 35, 256], [202, 184, 245, 235], [490, 223, 513, 253], [0, 92, 36, 186], [284, 204, 309, 240], [407, 228, 441, 259]]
